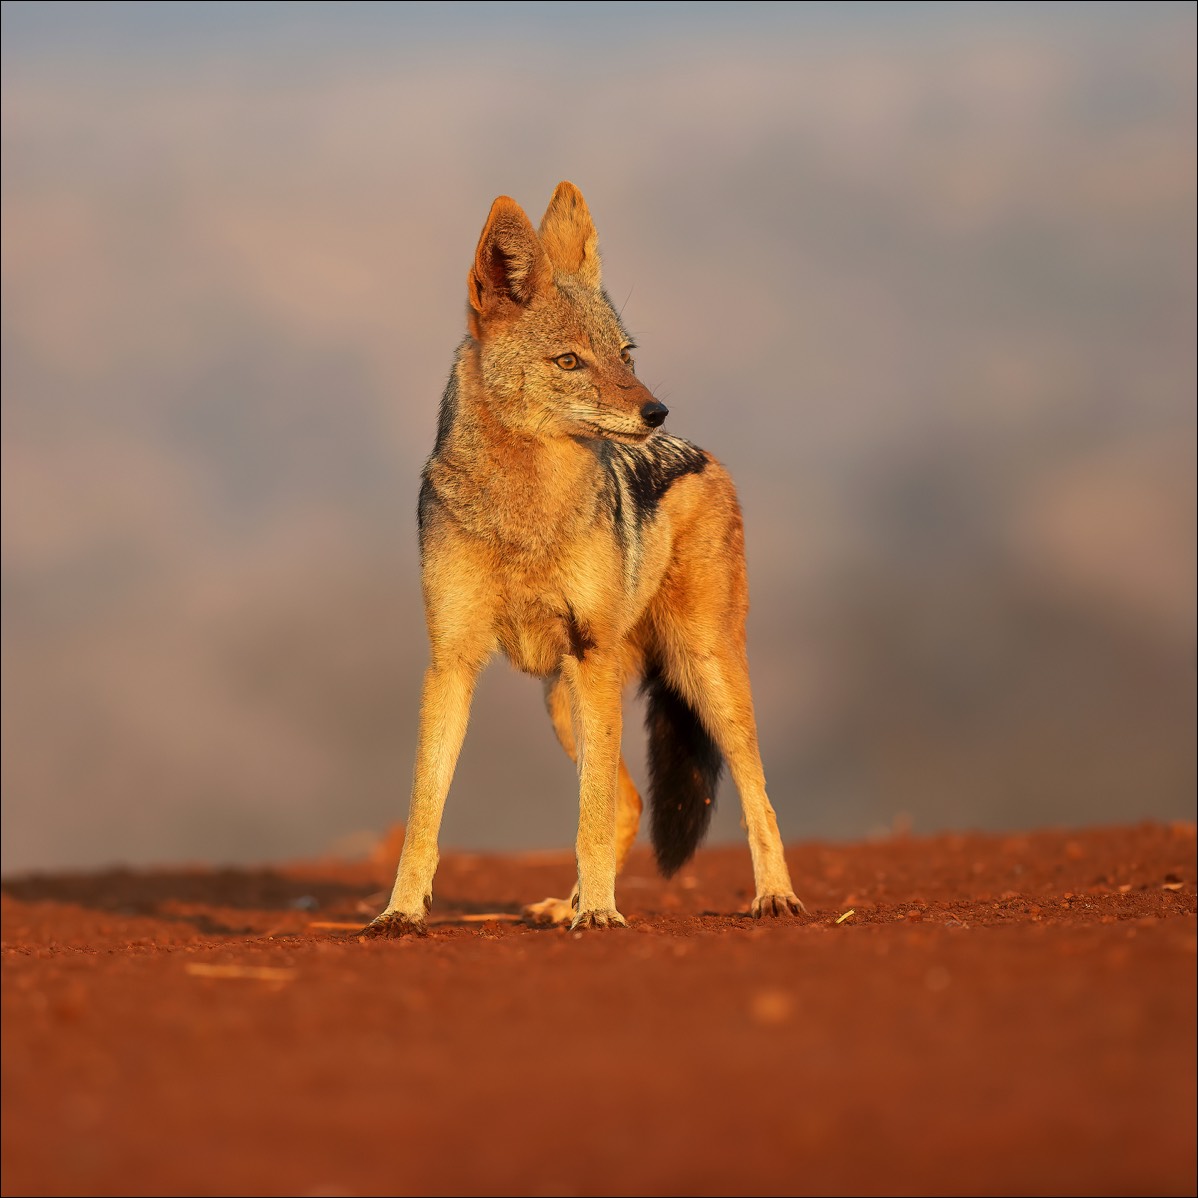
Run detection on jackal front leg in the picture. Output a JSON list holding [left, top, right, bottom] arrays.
[[564, 650, 627, 930], [685, 649, 806, 918], [363, 658, 482, 937], [524, 673, 642, 925]]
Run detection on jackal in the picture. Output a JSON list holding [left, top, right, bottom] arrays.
[[365, 182, 804, 934]]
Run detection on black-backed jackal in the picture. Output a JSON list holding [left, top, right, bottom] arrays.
[[365, 183, 804, 934]]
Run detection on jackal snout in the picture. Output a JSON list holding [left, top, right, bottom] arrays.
[[614, 378, 668, 429], [606, 372, 666, 433]]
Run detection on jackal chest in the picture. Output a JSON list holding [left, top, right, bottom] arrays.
[[494, 592, 593, 677]]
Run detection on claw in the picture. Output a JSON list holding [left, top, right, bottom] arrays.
[[570, 908, 628, 930], [750, 893, 808, 919], [522, 896, 575, 926], [360, 910, 429, 938]]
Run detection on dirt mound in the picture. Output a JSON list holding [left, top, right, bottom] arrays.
[[3, 822, 1195, 1196]]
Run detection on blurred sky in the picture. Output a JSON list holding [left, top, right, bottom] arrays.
[[2, 1, 1195, 873]]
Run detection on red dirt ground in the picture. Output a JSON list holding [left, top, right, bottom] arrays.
[[3, 822, 1195, 1197]]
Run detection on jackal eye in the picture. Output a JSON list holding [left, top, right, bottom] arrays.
[[555, 353, 581, 371], [620, 348, 635, 370]]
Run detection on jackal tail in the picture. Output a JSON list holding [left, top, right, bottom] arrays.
[[642, 667, 724, 877]]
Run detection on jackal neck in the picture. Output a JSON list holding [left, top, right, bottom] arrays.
[[424, 350, 605, 555]]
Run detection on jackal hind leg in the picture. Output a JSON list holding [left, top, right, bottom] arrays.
[[524, 672, 643, 925], [676, 646, 805, 918]]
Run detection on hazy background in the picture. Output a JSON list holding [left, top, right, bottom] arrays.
[[2, 1, 1194, 874]]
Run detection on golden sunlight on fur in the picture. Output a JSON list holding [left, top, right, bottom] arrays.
[[365, 183, 803, 935]]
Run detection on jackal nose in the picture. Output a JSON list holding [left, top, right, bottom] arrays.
[[641, 401, 669, 428]]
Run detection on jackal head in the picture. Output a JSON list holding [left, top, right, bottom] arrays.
[[465, 182, 668, 444]]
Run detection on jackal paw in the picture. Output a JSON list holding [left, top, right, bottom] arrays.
[[570, 908, 627, 930], [360, 910, 428, 938], [523, 896, 576, 925], [751, 893, 807, 918]]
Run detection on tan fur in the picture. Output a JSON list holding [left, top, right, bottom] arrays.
[[365, 182, 803, 935]]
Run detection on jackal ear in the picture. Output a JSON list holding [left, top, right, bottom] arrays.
[[538, 181, 601, 289], [468, 197, 552, 324]]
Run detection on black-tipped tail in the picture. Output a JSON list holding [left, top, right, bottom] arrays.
[[642, 668, 724, 877]]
